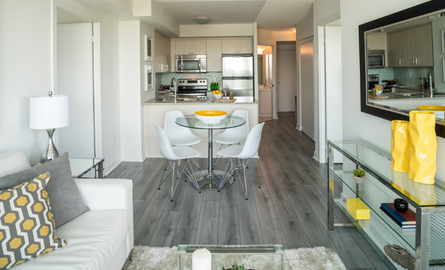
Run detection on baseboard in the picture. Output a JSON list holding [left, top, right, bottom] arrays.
[[104, 155, 122, 177], [296, 124, 301, 131], [121, 154, 144, 162], [259, 113, 272, 118], [313, 151, 319, 162]]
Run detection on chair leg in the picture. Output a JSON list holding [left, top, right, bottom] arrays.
[[158, 160, 174, 191], [245, 159, 261, 188], [242, 160, 248, 200], [171, 162, 175, 201]]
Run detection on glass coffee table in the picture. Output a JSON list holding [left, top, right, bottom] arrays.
[[69, 158, 104, 178], [173, 245, 290, 270]]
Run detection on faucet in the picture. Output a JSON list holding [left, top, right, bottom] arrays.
[[171, 77, 177, 102]]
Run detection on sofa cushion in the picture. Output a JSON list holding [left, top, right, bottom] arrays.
[[0, 173, 67, 269], [0, 153, 89, 228], [0, 152, 31, 178], [13, 209, 129, 270]]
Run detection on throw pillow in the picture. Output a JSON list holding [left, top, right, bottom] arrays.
[[0, 173, 67, 269], [0, 152, 89, 228]]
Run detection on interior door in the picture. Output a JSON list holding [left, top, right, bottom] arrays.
[[277, 48, 296, 112], [57, 23, 95, 158], [300, 40, 314, 140]]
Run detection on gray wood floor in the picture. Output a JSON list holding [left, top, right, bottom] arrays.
[[107, 112, 389, 270]]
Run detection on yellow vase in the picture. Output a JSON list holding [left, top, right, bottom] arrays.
[[391, 120, 410, 173], [392, 171, 436, 206], [408, 111, 437, 185]]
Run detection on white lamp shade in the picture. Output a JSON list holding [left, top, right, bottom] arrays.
[[29, 95, 69, 130]]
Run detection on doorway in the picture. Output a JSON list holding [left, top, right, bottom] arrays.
[[56, 9, 101, 162], [277, 41, 297, 113], [257, 45, 273, 122]]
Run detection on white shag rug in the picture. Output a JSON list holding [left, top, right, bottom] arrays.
[[123, 246, 346, 270]]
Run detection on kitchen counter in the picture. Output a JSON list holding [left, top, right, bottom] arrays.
[[142, 96, 258, 105], [368, 92, 445, 100], [143, 94, 259, 157]]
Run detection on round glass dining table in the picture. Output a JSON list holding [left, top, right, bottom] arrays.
[[176, 114, 246, 190]]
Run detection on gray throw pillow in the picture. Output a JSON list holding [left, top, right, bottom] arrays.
[[0, 152, 89, 227]]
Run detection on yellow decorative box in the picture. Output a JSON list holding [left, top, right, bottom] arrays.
[[346, 198, 370, 220]]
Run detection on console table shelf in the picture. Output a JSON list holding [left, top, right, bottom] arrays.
[[327, 140, 445, 270]]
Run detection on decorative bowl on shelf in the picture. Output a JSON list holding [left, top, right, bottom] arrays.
[[213, 93, 223, 99], [195, 110, 227, 123], [417, 105, 445, 119]]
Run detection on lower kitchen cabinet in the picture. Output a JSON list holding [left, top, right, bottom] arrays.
[[259, 89, 272, 117]]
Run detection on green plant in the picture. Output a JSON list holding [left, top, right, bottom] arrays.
[[353, 168, 365, 178], [222, 261, 245, 270]]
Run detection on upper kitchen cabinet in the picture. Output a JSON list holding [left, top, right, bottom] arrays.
[[155, 31, 171, 73], [222, 37, 253, 54], [207, 40, 222, 71], [387, 24, 433, 67], [175, 39, 207, 55], [367, 34, 387, 51]]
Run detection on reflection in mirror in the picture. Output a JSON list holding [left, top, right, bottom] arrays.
[[145, 35, 152, 61], [359, 1, 445, 137], [145, 65, 153, 91], [257, 45, 273, 87]]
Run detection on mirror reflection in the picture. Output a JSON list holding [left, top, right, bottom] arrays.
[[366, 11, 445, 124]]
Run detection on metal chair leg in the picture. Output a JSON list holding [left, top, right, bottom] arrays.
[[158, 160, 169, 190]]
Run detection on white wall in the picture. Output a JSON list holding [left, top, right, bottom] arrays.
[[276, 31, 296, 41], [0, 0, 123, 174], [339, 0, 445, 182], [180, 24, 254, 38], [0, 0, 53, 164]]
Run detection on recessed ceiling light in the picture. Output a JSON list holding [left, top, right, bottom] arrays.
[[194, 17, 211, 25]]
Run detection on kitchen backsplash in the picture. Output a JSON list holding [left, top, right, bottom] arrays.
[[157, 72, 222, 90], [369, 66, 434, 89]]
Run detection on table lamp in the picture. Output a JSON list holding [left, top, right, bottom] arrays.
[[30, 92, 69, 164]]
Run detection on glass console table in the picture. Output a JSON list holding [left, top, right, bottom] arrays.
[[328, 140, 445, 270], [69, 158, 104, 178], [173, 245, 290, 270]]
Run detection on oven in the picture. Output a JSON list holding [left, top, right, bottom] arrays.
[[177, 78, 208, 97], [368, 50, 385, 68], [176, 55, 207, 73]]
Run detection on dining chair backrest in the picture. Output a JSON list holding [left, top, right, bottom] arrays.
[[164, 110, 192, 141], [222, 109, 249, 139], [237, 122, 265, 159], [154, 124, 178, 161]]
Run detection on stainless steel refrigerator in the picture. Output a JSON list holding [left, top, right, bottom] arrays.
[[222, 54, 254, 97]]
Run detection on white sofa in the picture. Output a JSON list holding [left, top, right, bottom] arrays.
[[0, 152, 134, 270]]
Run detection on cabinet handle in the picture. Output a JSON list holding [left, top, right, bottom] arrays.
[[399, 59, 402, 66], [416, 58, 418, 65]]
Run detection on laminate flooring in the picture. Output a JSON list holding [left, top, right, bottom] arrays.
[[107, 112, 390, 270]]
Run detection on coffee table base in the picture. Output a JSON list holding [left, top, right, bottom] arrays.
[[187, 170, 234, 191]]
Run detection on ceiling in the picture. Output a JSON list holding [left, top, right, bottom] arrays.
[[156, 0, 315, 31]]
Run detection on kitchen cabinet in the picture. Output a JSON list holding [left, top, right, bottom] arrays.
[[259, 90, 272, 117], [206, 40, 222, 71], [387, 31, 402, 67], [387, 24, 433, 67], [175, 39, 206, 55], [367, 34, 387, 50], [222, 38, 253, 54], [155, 31, 171, 73]]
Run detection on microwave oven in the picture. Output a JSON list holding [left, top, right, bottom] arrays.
[[368, 50, 385, 68], [176, 55, 207, 73]]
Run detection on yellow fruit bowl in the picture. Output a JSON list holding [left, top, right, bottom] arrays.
[[195, 110, 227, 123], [417, 105, 445, 119]]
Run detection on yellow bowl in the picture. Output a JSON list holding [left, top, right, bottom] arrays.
[[417, 105, 445, 119], [417, 105, 445, 111], [195, 110, 227, 116]]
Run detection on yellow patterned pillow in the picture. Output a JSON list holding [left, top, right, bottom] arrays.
[[0, 173, 67, 269]]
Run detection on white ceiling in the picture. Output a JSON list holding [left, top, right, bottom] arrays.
[[156, 0, 315, 31]]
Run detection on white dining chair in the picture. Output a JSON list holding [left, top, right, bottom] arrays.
[[217, 122, 265, 200], [154, 124, 202, 201], [164, 110, 202, 172], [213, 109, 249, 167]]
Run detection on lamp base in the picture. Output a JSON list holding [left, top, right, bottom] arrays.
[[40, 129, 59, 164]]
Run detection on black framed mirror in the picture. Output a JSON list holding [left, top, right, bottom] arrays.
[[359, 0, 445, 137]]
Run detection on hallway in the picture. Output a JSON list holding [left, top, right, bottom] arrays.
[[108, 112, 388, 269]]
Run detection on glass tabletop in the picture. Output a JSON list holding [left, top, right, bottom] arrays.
[[172, 245, 290, 270], [69, 158, 104, 178], [176, 115, 246, 130]]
